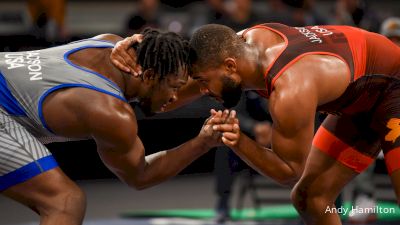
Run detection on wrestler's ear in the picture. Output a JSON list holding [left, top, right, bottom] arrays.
[[223, 58, 237, 74], [142, 69, 156, 83]]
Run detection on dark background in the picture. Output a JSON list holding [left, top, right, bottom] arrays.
[[0, 0, 397, 180], [48, 118, 216, 180]]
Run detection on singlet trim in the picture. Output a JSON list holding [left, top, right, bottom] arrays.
[[242, 24, 289, 98], [270, 51, 352, 91], [38, 83, 127, 134], [242, 24, 289, 77], [64, 45, 123, 93]]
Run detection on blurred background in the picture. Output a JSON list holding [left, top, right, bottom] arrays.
[[0, 0, 400, 224]]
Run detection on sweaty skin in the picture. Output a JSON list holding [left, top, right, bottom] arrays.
[[40, 34, 223, 190], [112, 24, 400, 225], [1, 32, 232, 225], [111, 28, 350, 186], [215, 28, 350, 186]]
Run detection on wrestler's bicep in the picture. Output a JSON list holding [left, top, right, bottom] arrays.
[[88, 102, 147, 181], [269, 90, 316, 173]]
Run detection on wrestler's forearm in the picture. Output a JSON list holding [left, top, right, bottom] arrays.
[[232, 133, 299, 187], [136, 136, 211, 189]]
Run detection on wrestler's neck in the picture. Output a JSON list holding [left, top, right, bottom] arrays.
[[238, 44, 268, 90], [104, 65, 143, 101], [240, 30, 285, 91], [85, 49, 142, 100]]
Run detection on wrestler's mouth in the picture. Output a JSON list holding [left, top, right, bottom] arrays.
[[215, 97, 223, 103], [207, 92, 223, 103]]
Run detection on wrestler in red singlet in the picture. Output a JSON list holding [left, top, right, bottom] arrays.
[[245, 23, 400, 174]]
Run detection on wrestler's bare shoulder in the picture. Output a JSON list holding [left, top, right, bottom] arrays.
[[276, 54, 350, 105], [42, 88, 135, 138], [242, 28, 284, 48]]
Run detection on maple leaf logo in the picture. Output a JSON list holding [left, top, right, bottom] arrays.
[[385, 118, 400, 143]]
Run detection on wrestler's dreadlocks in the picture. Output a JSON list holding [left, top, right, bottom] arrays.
[[136, 28, 190, 79]]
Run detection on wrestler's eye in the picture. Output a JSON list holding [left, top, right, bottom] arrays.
[[199, 80, 208, 85], [169, 85, 180, 91]]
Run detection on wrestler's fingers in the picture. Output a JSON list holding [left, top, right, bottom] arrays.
[[221, 136, 238, 147], [224, 118, 239, 127], [111, 56, 131, 73], [118, 34, 143, 49], [222, 132, 239, 140], [115, 47, 139, 76], [225, 110, 237, 124], [209, 114, 228, 124], [221, 110, 230, 122], [215, 110, 223, 118], [128, 34, 144, 45], [111, 41, 134, 74], [126, 48, 142, 75], [212, 124, 235, 132], [229, 110, 236, 118], [207, 110, 223, 125], [111, 34, 143, 76]]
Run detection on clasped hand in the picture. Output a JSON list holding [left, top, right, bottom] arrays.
[[198, 109, 240, 148]]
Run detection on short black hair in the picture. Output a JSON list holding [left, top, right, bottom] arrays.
[[136, 28, 190, 79], [189, 24, 245, 70]]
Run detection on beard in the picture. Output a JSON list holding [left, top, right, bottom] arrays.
[[220, 75, 242, 108]]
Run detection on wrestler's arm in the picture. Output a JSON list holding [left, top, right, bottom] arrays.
[[88, 98, 217, 190], [91, 33, 123, 43], [92, 33, 143, 76], [216, 95, 315, 187], [213, 75, 317, 187], [265, 86, 316, 184]]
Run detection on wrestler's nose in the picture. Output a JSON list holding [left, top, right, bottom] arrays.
[[200, 86, 209, 95]]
